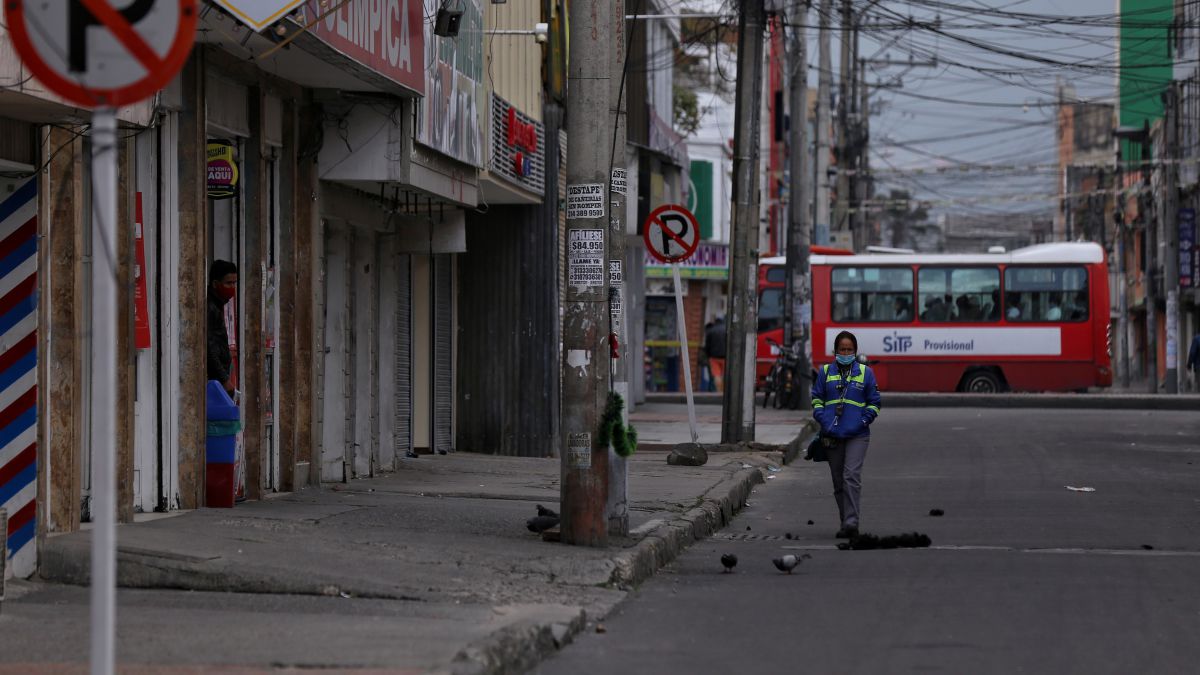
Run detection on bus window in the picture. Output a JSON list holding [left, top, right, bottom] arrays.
[[917, 267, 1000, 323], [830, 267, 913, 322], [758, 287, 784, 332], [765, 267, 787, 284], [1004, 266, 1088, 322]]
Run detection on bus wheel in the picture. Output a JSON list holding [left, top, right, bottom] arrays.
[[962, 369, 1002, 393]]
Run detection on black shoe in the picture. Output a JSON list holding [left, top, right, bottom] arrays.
[[835, 526, 859, 539]]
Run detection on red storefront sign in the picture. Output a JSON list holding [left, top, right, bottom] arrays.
[[134, 193, 151, 350], [297, 0, 424, 95]]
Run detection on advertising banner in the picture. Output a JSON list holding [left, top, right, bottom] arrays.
[[416, 0, 483, 167]]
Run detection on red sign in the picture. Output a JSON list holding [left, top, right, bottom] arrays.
[[6, 1, 198, 109], [506, 107, 538, 153], [643, 204, 701, 264], [134, 193, 152, 349], [298, 0, 425, 96]]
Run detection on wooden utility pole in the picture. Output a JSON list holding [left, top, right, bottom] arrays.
[[784, 0, 812, 411], [833, 0, 853, 244], [721, 0, 767, 443], [561, 0, 613, 546], [1164, 83, 1181, 393]]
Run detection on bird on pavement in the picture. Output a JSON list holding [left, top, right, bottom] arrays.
[[720, 553, 738, 573], [537, 504, 559, 518], [526, 515, 560, 533], [772, 553, 811, 574]]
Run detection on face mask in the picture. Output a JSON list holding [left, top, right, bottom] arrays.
[[836, 354, 856, 366], [215, 284, 236, 300]]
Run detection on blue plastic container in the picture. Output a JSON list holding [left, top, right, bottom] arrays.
[[206, 380, 240, 421], [206, 434, 237, 463]]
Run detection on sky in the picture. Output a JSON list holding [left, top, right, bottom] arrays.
[[834, 0, 1121, 218]]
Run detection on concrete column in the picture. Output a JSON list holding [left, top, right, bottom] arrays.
[[41, 126, 85, 532], [294, 99, 320, 485], [117, 136, 136, 522], [176, 55, 209, 508], [277, 100, 299, 491], [241, 86, 269, 499]]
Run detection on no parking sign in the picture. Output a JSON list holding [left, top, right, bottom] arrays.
[[643, 204, 701, 264]]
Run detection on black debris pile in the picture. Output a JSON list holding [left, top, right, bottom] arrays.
[[928, 509, 944, 517], [837, 531, 932, 551]]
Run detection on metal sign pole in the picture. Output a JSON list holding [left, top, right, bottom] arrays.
[[671, 263, 700, 443], [89, 107, 118, 675]]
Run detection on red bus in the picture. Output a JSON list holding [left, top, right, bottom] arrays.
[[758, 243, 1113, 392]]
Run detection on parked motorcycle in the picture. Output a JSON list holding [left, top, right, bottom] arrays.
[[762, 338, 803, 410]]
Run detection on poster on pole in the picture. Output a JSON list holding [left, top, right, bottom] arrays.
[[567, 184, 605, 219], [568, 229, 605, 289], [1181, 208, 1196, 288]]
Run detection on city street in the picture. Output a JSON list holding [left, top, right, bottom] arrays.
[[535, 407, 1200, 675]]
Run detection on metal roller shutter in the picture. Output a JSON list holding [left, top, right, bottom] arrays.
[[432, 254, 453, 453], [395, 255, 413, 457]]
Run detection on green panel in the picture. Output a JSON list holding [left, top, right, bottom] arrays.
[[1118, 0, 1173, 161], [689, 160, 714, 240]]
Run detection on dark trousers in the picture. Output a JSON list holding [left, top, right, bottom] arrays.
[[826, 435, 870, 528]]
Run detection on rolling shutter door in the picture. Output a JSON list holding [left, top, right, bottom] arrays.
[[432, 254, 453, 453], [395, 255, 412, 457]]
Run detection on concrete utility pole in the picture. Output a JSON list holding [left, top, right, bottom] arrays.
[[561, 0, 613, 546], [1164, 83, 1181, 394], [721, 0, 766, 443], [814, 0, 832, 247], [1144, 147, 1158, 393], [855, 52, 870, 247], [833, 0, 853, 244], [784, 0, 812, 411], [607, 0, 629, 536]]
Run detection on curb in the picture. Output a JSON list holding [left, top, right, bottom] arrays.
[[608, 462, 765, 588], [781, 419, 820, 465], [644, 392, 1200, 410], [450, 607, 588, 675]]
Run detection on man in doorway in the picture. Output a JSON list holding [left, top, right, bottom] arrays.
[[208, 260, 238, 396], [1187, 332, 1200, 392], [704, 316, 727, 392]]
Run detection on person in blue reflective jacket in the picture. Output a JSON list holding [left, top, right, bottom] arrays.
[[811, 330, 882, 539]]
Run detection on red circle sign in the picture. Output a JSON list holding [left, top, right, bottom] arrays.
[[6, 0, 198, 109], [643, 204, 701, 264]]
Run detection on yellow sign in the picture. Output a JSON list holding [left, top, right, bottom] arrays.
[[207, 140, 239, 200]]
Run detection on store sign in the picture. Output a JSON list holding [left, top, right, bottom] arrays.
[[416, 0, 483, 167], [292, 0, 424, 95], [645, 243, 729, 279], [490, 94, 544, 192], [207, 140, 239, 200]]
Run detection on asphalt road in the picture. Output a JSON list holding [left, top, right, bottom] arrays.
[[534, 407, 1200, 675]]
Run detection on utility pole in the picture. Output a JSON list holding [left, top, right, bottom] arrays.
[[561, 0, 612, 546], [607, 0, 629, 535], [815, 0, 832, 247], [1144, 142, 1158, 393], [784, 0, 812, 411], [855, 51, 870, 247], [721, 0, 766, 443], [833, 0, 853, 245], [1164, 83, 1181, 394]]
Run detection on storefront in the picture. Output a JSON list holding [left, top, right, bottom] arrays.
[[642, 243, 728, 392]]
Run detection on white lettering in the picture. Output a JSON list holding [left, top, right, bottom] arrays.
[[387, 0, 401, 66], [397, 0, 412, 71], [370, 0, 383, 55], [337, 3, 349, 37]]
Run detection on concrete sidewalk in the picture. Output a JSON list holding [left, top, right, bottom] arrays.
[[32, 412, 811, 674], [647, 391, 1200, 410]]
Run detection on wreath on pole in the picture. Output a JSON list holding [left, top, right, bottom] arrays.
[[597, 392, 638, 458]]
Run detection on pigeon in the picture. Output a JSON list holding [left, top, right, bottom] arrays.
[[537, 504, 559, 518], [928, 508, 945, 517], [526, 515, 560, 533], [720, 553, 738, 573], [771, 553, 811, 573]]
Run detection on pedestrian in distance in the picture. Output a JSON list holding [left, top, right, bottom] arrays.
[[208, 259, 238, 397], [704, 316, 727, 392], [811, 330, 881, 539], [1188, 333, 1200, 392]]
